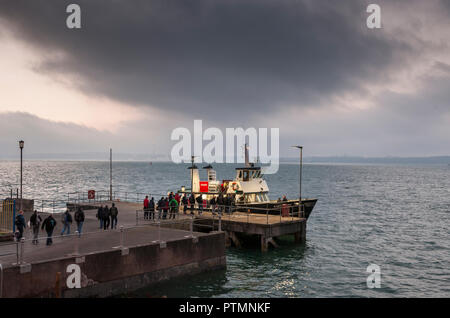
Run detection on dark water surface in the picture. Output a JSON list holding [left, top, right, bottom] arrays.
[[1, 161, 449, 297]]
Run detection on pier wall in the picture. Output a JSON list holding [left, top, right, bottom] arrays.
[[2, 232, 225, 298]]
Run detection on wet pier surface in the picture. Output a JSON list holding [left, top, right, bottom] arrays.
[[0, 201, 204, 268], [0, 200, 307, 265], [0, 201, 226, 298]]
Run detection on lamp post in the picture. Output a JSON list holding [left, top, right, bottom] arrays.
[[191, 155, 195, 196], [291, 145, 303, 209], [110, 148, 113, 201], [19, 140, 24, 210]]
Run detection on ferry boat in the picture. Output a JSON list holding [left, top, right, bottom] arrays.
[[178, 145, 317, 219]]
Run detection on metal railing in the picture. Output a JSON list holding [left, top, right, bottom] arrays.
[[0, 219, 198, 267], [67, 190, 168, 204]]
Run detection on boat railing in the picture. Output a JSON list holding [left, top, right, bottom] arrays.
[[66, 190, 168, 205]]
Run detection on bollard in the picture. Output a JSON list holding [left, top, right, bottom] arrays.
[[20, 238, 25, 265], [266, 210, 269, 225], [120, 226, 124, 248], [218, 213, 222, 232], [74, 231, 80, 255]]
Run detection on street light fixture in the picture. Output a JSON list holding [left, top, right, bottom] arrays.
[[291, 145, 303, 214], [19, 140, 24, 210]]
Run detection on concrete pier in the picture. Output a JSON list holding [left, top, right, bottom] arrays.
[[0, 201, 225, 298], [194, 211, 307, 252]]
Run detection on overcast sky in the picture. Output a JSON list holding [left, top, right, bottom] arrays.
[[0, 0, 449, 159]]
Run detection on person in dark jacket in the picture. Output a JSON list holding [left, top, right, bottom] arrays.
[[30, 210, 42, 244], [209, 197, 216, 215], [157, 197, 164, 220], [97, 206, 104, 229], [15, 210, 26, 241], [110, 203, 118, 229], [74, 207, 85, 236], [196, 195, 203, 215], [182, 194, 189, 214], [60, 209, 72, 236], [189, 194, 195, 215], [217, 194, 224, 215], [41, 214, 57, 245], [149, 197, 155, 220], [103, 205, 110, 230]]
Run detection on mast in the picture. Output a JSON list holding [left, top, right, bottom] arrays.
[[245, 143, 250, 167]]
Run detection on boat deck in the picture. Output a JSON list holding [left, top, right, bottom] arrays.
[[196, 210, 304, 225]]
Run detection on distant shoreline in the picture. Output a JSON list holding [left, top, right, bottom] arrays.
[[0, 155, 449, 165]]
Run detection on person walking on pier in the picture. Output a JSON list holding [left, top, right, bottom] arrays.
[[15, 210, 26, 241], [182, 194, 188, 214], [210, 196, 217, 215], [74, 207, 85, 236], [103, 205, 111, 230], [97, 206, 104, 229], [110, 203, 119, 229], [196, 195, 203, 215], [157, 197, 164, 220], [163, 198, 169, 219], [169, 197, 178, 219], [189, 194, 195, 215], [41, 214, 57, 246], [60, 209, 72, 236], [217, 194, 224, 215], [149, 197, 155, 220], [143, 196, 149, 220], [30, 210, 42, 244]]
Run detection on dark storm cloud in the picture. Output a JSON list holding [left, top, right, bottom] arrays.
[[0, 0, 413, 119]]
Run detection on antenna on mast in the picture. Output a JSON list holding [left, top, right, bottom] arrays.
[[244, 143, 250, 167]]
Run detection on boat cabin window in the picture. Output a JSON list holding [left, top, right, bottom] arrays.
[[243, 170, 249, 181], [238, 170, 242, 179]]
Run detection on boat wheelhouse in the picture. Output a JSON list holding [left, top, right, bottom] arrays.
[[178, 144, 317, 219]]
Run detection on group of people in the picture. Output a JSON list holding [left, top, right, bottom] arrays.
[[143, 192, 180, 220], [96, 203, 119, 230], [277, 195, 289, 202], [13, 203, 119, 246], [143, 192, 235, 219], [13, 207, 86, 246]]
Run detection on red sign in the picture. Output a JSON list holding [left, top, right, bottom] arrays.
[[88, 190, 95, 199], [199, 181, 209, 193]]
